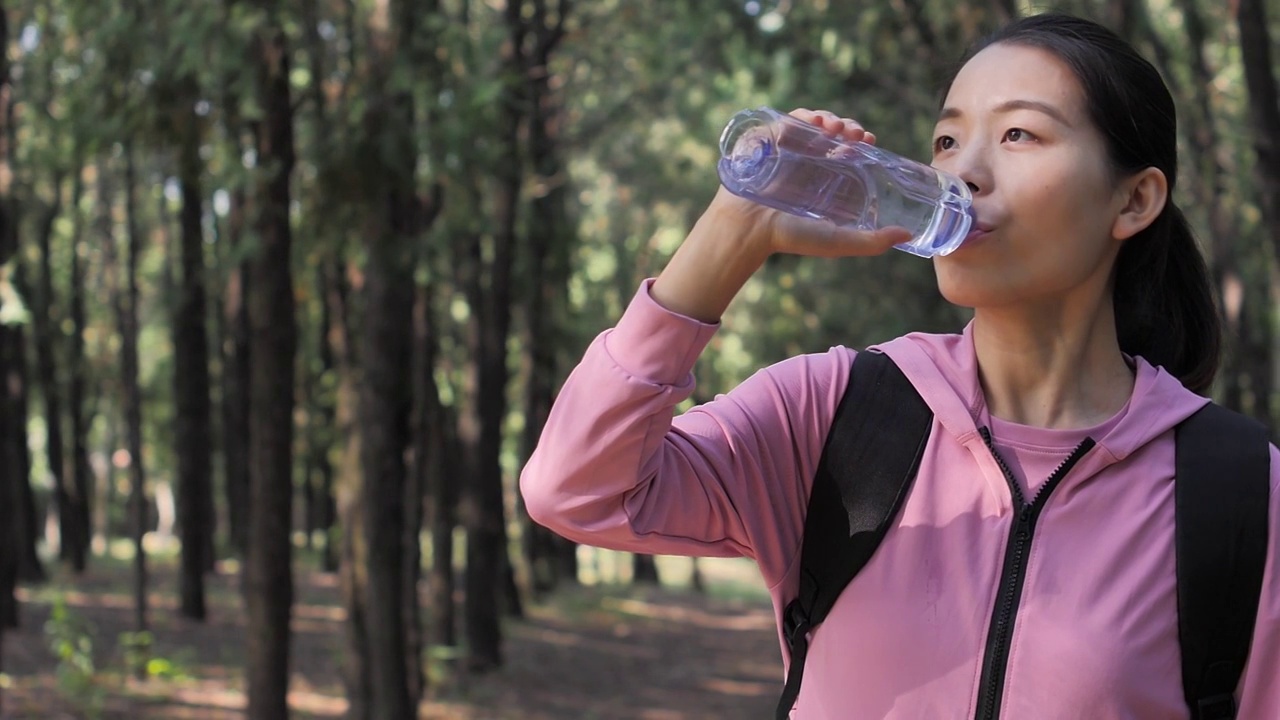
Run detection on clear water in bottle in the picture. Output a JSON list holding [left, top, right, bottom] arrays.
[[718, 107, 974, 258]]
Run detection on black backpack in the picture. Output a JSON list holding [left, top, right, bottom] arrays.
[[776, 350, 1271, 720]]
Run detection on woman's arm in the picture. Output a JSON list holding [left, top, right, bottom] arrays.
[[520, 108, 903, 581], [519, 279, 855, 584]]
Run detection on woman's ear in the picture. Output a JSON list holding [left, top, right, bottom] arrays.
[[1112, 167, 1168, 241]]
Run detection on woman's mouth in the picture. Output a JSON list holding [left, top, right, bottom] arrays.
[[963, 223, 993, 245]]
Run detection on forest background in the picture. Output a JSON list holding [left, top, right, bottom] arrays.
[[1, 0, 1279, 717]]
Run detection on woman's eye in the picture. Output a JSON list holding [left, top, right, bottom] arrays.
[[933, 135, 956, 153], [1004, 128, 1033, 142]]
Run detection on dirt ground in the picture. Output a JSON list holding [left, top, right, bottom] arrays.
[[0, 556, 782, 719]]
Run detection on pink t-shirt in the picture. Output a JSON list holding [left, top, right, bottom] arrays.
[[987, 403, 1127, 500]]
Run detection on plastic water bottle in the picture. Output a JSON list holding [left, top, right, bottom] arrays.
[[717, 106, 974, 258]]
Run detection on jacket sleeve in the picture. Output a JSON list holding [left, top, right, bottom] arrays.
[[1236, 443, 1280, 716], [519, 279, 852, 587]]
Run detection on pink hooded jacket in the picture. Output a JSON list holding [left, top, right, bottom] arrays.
[[520, 280, 1280, 719]]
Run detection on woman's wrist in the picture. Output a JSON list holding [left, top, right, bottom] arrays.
[[651, 193, 773, 323]]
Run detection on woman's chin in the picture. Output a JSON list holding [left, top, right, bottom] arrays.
[[934, 263, 973, 303], [934, 271, 1012, 309]]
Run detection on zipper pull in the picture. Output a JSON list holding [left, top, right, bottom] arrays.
[[1015, 510, 1032, 540]]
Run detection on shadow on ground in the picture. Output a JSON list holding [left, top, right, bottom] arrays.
[[1, 559, 780, 719]]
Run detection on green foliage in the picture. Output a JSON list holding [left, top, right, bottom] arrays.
[[116, 629, 192, 681], [0, 0, 1268, 534], [43, 598, 105, 719], [0, 264, 31, 326], [117, 630, 151, 678], [425, 643, 467, 691], [550, 0, 990, 386]]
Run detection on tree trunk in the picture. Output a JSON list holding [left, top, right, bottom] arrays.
[[337, 409, 370, 720], [1237, 0, 1280, 265], [518, 0, 576, 598], [359, 226, 414, 717], [245, 15, 297, 720], [5, 298, 43, 588], [12, 300, 43, 582], [357, 0, 437, 711], [460, 0, 529, 673], [92, 162, 119, 550], [1240, 274, 1274, 423], [4, 46, 42, 589], [301, 424, 315, 551], [411, 282, 448, 692], [356, 169, 417, 720], [430, 396, 459, 649], [0, 407, 9, 704], [32, 181, 71, 569], [15, 408, 44, 585], [315, 263, 338, 573], [113, 150, 149, 638], [633, 554, 660, 585], [0, 380, 11, 702], [402, 420, 425, 706], [460, 230, 511, 671], [404, 2, 457, 658], [66, 164, 92, 572], [329, 252, 373, 719], [1169, 0, 1245, 409], [221, 189, 251, 558], [426, 324, 460, 650], [175, 89, 215, 619], [327, 253, 376, 718], [27, 13, 62, 515], [0, 334, 14, 634], [300, 0, 338, 575], [0, 0, 19, 656], [296, 352, 320, 554], [215, 33, 253, 560], [1235, 0, 1280, 427]]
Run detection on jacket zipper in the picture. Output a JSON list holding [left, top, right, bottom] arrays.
[[973, 428, 1095, 720]]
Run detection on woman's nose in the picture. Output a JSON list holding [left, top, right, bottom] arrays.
[[953, 152, 990, 196], [935, 147, 989, 196]]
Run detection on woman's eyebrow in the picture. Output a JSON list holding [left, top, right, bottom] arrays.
[[937, 99, 1072, 127]]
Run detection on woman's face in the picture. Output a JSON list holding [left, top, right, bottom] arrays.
[[930, 43, 1130, 312]]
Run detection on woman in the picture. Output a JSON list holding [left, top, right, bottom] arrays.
[[520, 13, 1279, 719]]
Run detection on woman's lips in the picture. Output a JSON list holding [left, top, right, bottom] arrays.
[[963, 225, 991, 245]]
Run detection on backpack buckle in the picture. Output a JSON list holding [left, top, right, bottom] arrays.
[[782, 601, 810, 645], [1196, 693, 1236, 720]]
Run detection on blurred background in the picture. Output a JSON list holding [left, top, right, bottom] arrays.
[[0, 0, 1276, 717]]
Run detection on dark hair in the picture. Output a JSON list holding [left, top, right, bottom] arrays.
[[944, 13, 1220, 394]]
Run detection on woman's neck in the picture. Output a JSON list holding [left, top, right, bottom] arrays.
[[972, 301, 1135, 429]]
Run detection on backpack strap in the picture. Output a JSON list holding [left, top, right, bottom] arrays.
[[775, 350, 933, 719], [1175, 402, 1271, 720]]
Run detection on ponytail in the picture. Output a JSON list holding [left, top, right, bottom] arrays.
[[1113, 202, 1220, 394]]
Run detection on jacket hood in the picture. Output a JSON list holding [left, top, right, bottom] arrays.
[[872, 321, 1210, 467]]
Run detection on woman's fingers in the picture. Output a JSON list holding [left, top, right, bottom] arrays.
[[715, 107, 898, 257], [768, 210, 911, 258], [788, 107, 877, 145]]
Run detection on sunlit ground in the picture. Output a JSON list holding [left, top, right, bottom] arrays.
[[1, 542, 775, 719]]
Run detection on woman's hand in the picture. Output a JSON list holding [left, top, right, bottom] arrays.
[[651, 109, 910, 322]]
